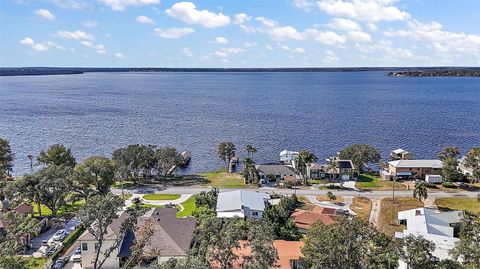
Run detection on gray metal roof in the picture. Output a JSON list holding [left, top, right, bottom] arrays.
[[216, 190, 270, 212], [389, 160, 443, 168]]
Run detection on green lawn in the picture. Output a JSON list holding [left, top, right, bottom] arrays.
[[355, 173, 407, 191], [33, 200, 85, 217], [308, 179, 329, 184], [25, 257, 46, 269], [435, 198, 480, 214], [176, 195, 196, 217], [199, 169, 246, 188], [140, 204, 164, 208], [122, 194, 133, 200], [143, 194, 181, 200]]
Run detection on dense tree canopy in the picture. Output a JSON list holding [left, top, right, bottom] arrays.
[[36, 165, 74, 216], [398, 234, 439, 269], [218, 141, 236, 173], [438, 146, 461, 181], [242, 157, 260, 185], [0, 138, 14, 180], [38, 144, 76, 167], [73, 156, 115, 199], [338, 144, 381, 170], [451, 211, 480, 268], [464, 147, 480, 183], [263, 195, 301, 241]]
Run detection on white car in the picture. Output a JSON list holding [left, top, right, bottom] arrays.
[[52, 229, 67, 241], [70, 246, 81, 262]]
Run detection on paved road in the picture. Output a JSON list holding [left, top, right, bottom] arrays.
[[112, 186, 478, 199]]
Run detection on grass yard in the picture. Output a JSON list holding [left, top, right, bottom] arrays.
[[377, 197, 423, 237], [308, 179, 329, 184], [25, 257, 46, 269], [435, 197, 480, 214], [176, 195, 196, 217], [355, 173, 407, 191], [143, 194, 181, 200], [350, 197, 373, 222], [297, 196, 316, 211], [33, 200, 85, 217], [140, 204, 164, 208], [316, 195, 345, 203], [122, 194, 133, 200], [199, 169, 246, 188]]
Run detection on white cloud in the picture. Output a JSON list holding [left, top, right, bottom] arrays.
[[214, 47, 245, 58], [280, 45, 290, 51], [115, 52, 125, 58], [136, 15, 154, 24], [34, 9, 56, 21], [80, 41, 107, 54], [367, 23, 378, 31], [56, 30, 94, 40], [32, 43, 50, 51], [20, 37, 34, 45], [154, 27, 195, 38], [83, 21, 99, 28], [317, 0, 410, 22], [165, 2, 230, 28], [50, 0, 88, 10], [234, 13, 251, 24], [256, 17, 305, 41], [244, 42, 257, 48], [327, 18, 361, 31], [347, 30, 371, 42], [265, 45, 273, 51], [98, 0, 160, 11], [293, 0, 315, 11], [307, 29, 346, 45], [215, 36, 228, 44], [182, 47, 193, 57], [294, 47, 306, 53], [323, 49, 340, 62]]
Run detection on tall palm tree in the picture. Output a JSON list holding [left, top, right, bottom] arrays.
[[328, 160, 339, 180], [295, 150, 318, 185], [245, 144, 257, 158], [242, 157, 259, 185], [413, 182, 428, 202], [27, 154, 33, 172]]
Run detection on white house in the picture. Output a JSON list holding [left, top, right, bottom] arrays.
[[279, 150, 299, 164], [396, 207, 462, 268], [425, 174, 443, 183], [216, 190, 270, 219]]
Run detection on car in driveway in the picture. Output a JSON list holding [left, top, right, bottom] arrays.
[[45, 244, 61, 257], [52, 229, 67, 241], [70, 246, 81, 262], [51, 257, 67, 269]]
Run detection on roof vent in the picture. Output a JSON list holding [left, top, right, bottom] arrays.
[[415, 210, 422, 216]]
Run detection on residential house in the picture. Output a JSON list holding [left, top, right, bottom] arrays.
[[390, 148, 413, 160], [306, 160, 355, 181], [210, 240, 304, 269], [381, 159, 443, 180], [279, 150, 299, 165], [396, 207, 462, 268], [216, 190, 270, 219], [457, 155, 476, 177], [0, 202, 35, 246], [78, 207, 196, 268], [256, 164, 297, 181], [290, 206, 345, 233]]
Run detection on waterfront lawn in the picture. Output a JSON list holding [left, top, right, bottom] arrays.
[[143, 194, 181, 201], [199, 169, 246, 188], [355, 173, 407, 191], [435, 197, 480, 214], [350, 197, 372, 222], [377, 197, 423, 237], [176, 195, 196, 217]]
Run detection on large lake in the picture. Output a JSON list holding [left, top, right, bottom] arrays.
[[1, 72, 479, 175]]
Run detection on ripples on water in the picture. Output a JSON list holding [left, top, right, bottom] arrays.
[[0, 72, 479, 175]]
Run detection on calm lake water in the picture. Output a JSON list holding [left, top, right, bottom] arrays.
[[1, 72, 479, 175]]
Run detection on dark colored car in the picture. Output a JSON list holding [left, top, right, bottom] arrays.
[[51, 257, 66, 269], [45, 244, 60, 257]]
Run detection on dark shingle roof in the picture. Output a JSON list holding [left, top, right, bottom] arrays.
[[256, 164, 295, 175]]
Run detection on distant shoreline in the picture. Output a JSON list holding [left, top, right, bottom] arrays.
[[1, 67, 479, 77]]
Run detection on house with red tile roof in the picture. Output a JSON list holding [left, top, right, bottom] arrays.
[[290, 206, 346, 233]]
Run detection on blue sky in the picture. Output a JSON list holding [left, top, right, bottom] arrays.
[[1, 0, 479, 67]]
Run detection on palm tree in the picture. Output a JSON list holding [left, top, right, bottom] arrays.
[[294, 149, 318, 185], [413, 182, 428, 202], [242, 157, 259, 185], [27, 154, 33, 172], [245, 144, 257, 158], [327, 191, 336, 202], [328, 160, 339, 180]]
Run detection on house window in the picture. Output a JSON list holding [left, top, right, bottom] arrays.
[[252, 212, 259, 216], [81, 243, 88, 251], [94, 243, 100, 251]]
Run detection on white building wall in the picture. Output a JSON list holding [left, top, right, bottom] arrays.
[[80, 239, 120, 269]]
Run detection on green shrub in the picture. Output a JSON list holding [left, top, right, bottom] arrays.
[[442, 182, 456, 188], [51, 226, 85, 261]]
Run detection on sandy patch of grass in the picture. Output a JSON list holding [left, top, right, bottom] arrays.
[[316, 195, 345, 203], [199, 169, 246, 188], [377, 197, 423, 237], [350, 197, 372, 222], [435, 197, 480, 214]]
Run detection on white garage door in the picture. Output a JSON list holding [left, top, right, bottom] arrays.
[[341, 174, 350, 181]]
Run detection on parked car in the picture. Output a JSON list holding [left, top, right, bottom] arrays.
[[52, 229, 67, 241], [45, 244, 61, 257], [70, 246, 81, 262], [51, 257, 67, 269]]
